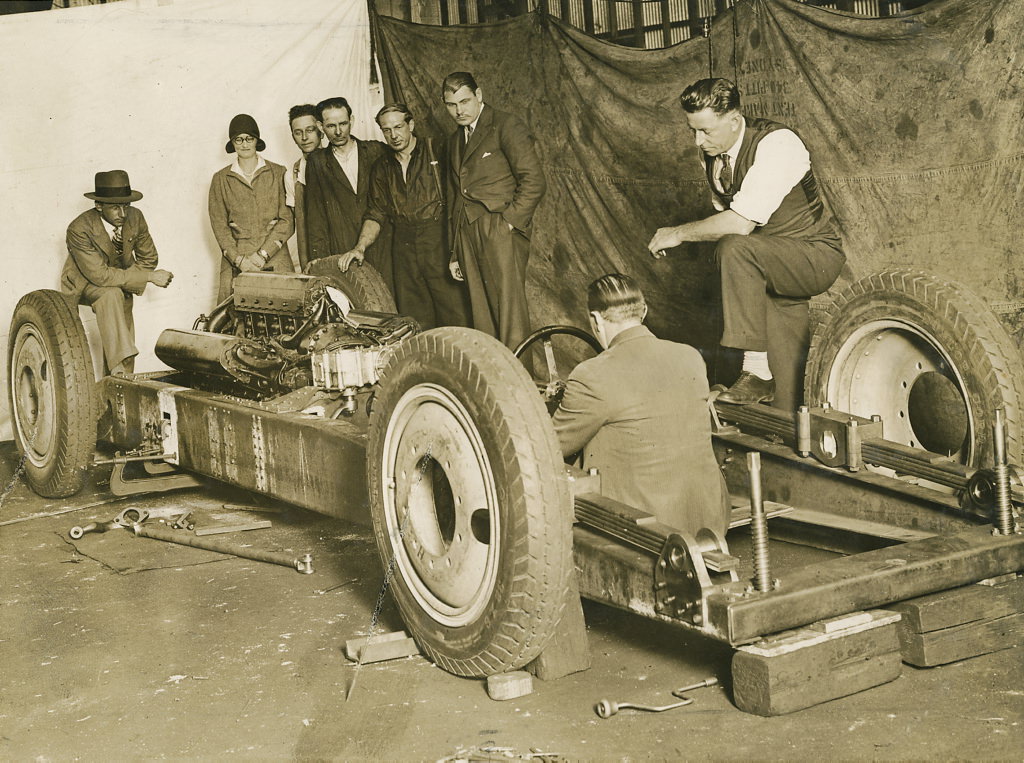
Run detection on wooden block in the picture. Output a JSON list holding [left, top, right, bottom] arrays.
[[889, 577, 1024, 633], [344, 630, 419, 663], [526, 574, 591, 681], [895, 612, 1024, 667], [732, 610, 902, 716], [486, 671, 533, 701]]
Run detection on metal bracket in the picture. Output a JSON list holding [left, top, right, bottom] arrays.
[[654, 528, 738, 625], [800, 405, 884, 470], [109, 458, 202, 496]]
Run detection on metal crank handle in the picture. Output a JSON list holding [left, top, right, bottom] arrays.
[[671, 676, 719, 698], [132, 524, 314, 573], [595, 696, 693, 718]]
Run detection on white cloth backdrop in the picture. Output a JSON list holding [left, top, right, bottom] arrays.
[[0, 0, 383, 440]]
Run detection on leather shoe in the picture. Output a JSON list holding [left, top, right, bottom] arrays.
[[717, 371, 775, 405]]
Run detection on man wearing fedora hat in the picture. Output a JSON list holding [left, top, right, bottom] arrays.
[[61, 170, 174, 376]]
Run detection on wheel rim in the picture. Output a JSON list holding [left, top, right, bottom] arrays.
[[825, 318, 974, 463], [11, 324, 58, 467], [380, 382, 499, 627]]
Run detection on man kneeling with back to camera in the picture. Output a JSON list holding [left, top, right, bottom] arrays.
[[552, 273, 729, 538]]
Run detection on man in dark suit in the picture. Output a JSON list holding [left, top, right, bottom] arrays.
[[552, 274, 730, 538], [61, 170, 174, 375], [442, 72, 546, 350], [304, 96, 393, 292]]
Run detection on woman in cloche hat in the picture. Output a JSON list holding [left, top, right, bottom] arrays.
[[208, 113, 294, 301]]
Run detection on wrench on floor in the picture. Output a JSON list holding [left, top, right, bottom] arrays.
[[595, 677, 718, 718]]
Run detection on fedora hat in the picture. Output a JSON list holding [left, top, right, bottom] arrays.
[[84, 170, 143, 203], [226, 113, 267, 153]]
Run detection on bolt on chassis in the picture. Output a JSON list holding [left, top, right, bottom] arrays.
[[9, 261, 1023, 713]]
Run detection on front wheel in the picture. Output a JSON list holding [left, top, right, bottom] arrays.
[[367, 328, 572, 677], [8, 290, 96, 497]]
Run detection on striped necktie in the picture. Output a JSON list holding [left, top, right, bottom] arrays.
[[112, 226, 124, 256], [718, 153, 733, 191], [464, 124, 473, 143]]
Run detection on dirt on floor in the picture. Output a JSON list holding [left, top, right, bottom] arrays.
[[0, 442, 1021, 761]]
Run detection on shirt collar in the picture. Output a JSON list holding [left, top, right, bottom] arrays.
[[97, 211, 117, 236], [231, 153, 266, 180], [468, 104, 485, 135], [608, 324, 652, 348], [723, 117, 746, 164]]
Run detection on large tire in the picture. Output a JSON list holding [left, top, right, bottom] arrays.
[[367, 327, 572, 677], [805, 270, 1024, 468], [8, 290, 96, 497], [305, 257, 396, 313]]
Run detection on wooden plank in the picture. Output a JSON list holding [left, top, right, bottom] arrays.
[[344, 630, 411, 661], [728, 501, 794, 529], [526, 574, 591, 680], [896, 612, 1024, 667], [782, 508, 935, 544], [733, 611, 902, 716], [889, 577, 1024, 632]]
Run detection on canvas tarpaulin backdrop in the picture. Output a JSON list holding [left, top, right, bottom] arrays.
[[0, 0, 383, 440], [374, 0, 1023, 378]]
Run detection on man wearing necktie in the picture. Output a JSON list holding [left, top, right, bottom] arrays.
[[61, 170, 173, 375], [647, 78, 845, 411], [442, 71, 546, 351]]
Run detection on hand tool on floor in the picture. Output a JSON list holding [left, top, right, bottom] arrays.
[[595, 676, 718, 718], [131, 522, 313, 573]]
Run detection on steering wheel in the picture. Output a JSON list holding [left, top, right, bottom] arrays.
[[513, 325, 603, 407]]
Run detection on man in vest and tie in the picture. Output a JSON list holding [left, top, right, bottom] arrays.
[[61, 170, 173, 376], [647, 78, 845, 410]]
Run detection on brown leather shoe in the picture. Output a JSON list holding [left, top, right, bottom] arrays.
[[717, 371, 775, 405]]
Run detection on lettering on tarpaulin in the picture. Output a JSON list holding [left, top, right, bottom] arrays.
[[744, 100, 798, 120]]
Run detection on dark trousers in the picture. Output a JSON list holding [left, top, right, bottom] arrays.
[[453, 208, 531, 350], [717, 233, 845, 410], [394, 221, 470, 330]]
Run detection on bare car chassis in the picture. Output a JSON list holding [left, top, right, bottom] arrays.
[[9, 262, 1023, 713]]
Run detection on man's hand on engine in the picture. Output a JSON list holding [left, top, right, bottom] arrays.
[[338, 249, 365, 272], [237, 252, 265, 272]]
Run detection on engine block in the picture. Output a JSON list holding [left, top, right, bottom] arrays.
[[232, 272, 324, 338]]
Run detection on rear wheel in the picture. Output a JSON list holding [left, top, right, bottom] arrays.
[[367, 327, 572, 677], [305, 257, 396, 313], [805, 270, 1024, 468], [8, 290, 96, 497]]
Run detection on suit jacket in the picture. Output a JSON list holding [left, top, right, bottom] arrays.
[[446, 104, 545, 244], [552, 325, 730, 538], [304, 138, 389, 262], [61, 207, 157, 299]]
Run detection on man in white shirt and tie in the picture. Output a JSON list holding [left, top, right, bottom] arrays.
[[61, 170, 173, 375], [647, 78, 845, 410]]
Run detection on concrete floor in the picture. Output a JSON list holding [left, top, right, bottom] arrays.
[[1, 442, 1021, 761]]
